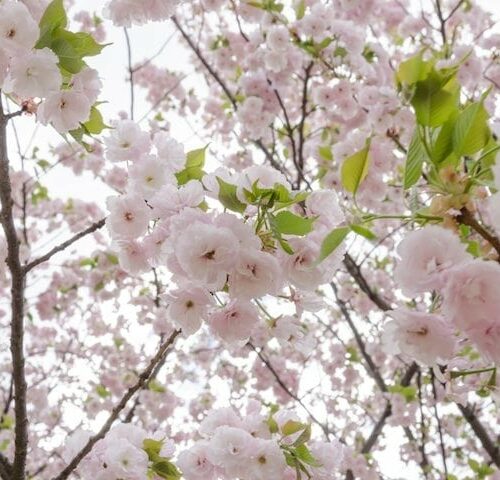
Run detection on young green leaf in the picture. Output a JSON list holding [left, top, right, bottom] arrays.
[[175, 146, 208, 185], [83, 106, 107, 135], [403, 130, 428, 189], [318, 226, 349, 262], [430, 117, 455, 164], [216, 177, 247, 213], [36, 0, 67, 48], [350, 224, 377, 240], [281, 420, 306, 436], [271, 211, 315, 236], [411, 75, 460, 127], [452, 100, 490, 157], [341, 142, 370, 194], [396, 52, 432, 85]]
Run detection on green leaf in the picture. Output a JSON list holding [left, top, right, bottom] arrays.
[[49, 35, 85, 73], [452, 100, 490, 157], [61, 31, 107, 58], [106, 253, 119, 265], [271, 211, 315, 236], [341, 142, 371, 194], [143, 438, 163, 460], [83, 106, 107, 135], [281, 420, 306, 436], [404, 130, 428, 189], [431, 117, 456, 164], [80, 257, 98, 269], [36, 0, 67, 48], [295, 0, 306, 19], [388, 384, 417, 403], [216, 177, 247, 213], [151, 460, 182, 480], [292, 424, 312, 447], [318, 226, 349, 262], [148, 379, 166, 393], [412, 74, 460, 127], [96, 385, 110, 398], [402, 54, 430, 82], [318, 145, 332, 162], [294, 444, 322, 467], [0, 415, 14, 430], [31, 182, 49, 205], [396, 52, 432, 85], [176, 146, 207, 185], [350, 224, 377, 240]]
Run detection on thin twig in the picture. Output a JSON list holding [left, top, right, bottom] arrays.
[[247, 342, 331, 440], [24, 218, 106, 273], [123, 28, 135, 120], [171, 16, 287, 174]]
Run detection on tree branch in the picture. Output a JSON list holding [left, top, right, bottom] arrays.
[[24, 218, 106, 273], [0, 97, 28, 480], [457, 207, 500, 259], [247, 342, 331, 440], [51, 329, 181, 480], [457, 403, 500, 468], [330, 282, 387, 392], [123, 28, 135, 120], [0, 453, 13, 480], [343, 253, 392, 312]]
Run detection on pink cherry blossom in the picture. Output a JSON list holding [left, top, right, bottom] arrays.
[[394, 225, 471, 296], [165, 285, 214, 335], [208, 300, 259, 344], [106, 193, 151, 239], [382, 308, 457, 366], [38, 90, 92, 132]]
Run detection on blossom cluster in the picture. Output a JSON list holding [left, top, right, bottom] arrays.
[[177, 404, 344, 480], [104, 119, 346, 343], [0, 0, 103, 132], [104, 0, 181, 27], [384, 222, 500, 366], [64, 423, 178, 479]]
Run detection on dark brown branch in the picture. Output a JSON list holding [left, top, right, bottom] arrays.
[[431, 371, 448, 477], [297, 62, 313, 189], [343, 253, 392, 312], [457, 207, 500, 259], [457, 403, 500, 468], [416, 371, 430, 478], [435, 0, 448, 48], [51, 329, 181, 480], [0, 98, 28, 480], [0, 453, 12, 480], [330, 282, 387, 392], [24, 218, 106, 273]]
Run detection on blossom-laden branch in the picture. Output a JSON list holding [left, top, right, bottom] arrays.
[[51, 328, 181, 480], [0, 98, 28, 480]]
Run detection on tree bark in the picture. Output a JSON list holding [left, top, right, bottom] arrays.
[[0, 99, 28, 479]]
